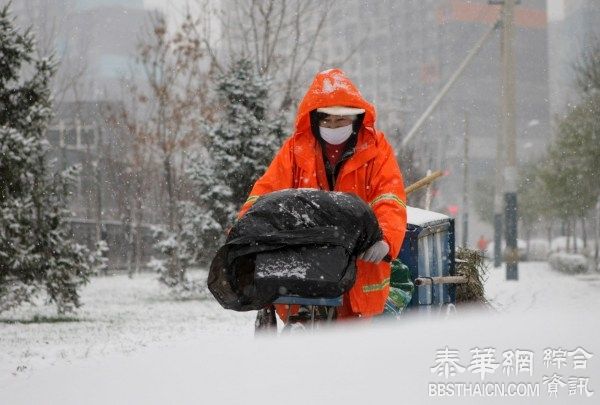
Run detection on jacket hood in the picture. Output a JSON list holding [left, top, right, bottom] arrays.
[[295, 69, 376, 133]]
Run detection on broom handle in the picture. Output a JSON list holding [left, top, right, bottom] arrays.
[[414, 275, 468, 286], [369, 171, 443, 260], [405, 170, 444, 195]]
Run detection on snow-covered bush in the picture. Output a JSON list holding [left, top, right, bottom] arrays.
[[548, 253, 589, 274], [149, 226, 189, 288], [527, 239, 550, 261], [148, 220, 209, 298], [90, 240, 109, 275], [0, 5, 96, 314]]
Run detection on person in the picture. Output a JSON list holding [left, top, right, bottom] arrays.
[[238, 68, 407, 319], [477, 235, 489, 251]]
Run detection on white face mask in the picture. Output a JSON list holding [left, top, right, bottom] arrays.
[[319, 124, 353, 145]]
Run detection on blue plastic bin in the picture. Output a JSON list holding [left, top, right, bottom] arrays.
[[398, 207, 455, 312]]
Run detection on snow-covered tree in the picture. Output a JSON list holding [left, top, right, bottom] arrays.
[[521, 37, 600, 254], [115, 11, 211, 284], [152, 58, 286, 286], [147, 201, 218, 293], [540, 93, 600, 248], [150, 59, 284, 291], [192, 58, 285, 227], [0, 5, 94, 314]]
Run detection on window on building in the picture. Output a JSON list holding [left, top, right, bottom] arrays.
[[64, 126, 77, 146], [47, 128, 61, 146], [81, 127, 96, 147]]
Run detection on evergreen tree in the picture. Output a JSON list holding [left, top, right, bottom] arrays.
[[199, 58, 285, 227], [539, 94, 600, 233], [527, 38, 600, 252], [160, 58, 285, 279], [518, 163, 556, 242], [0, 5, 93, 313], [541, 37, 600, 225]]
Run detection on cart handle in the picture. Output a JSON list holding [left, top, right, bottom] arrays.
[[414, 275, 468, 286]]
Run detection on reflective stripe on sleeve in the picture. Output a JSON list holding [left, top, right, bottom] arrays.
[[369, 193, 406, 209], [362, 277, 390, 293], [243, 195, 260, 206]]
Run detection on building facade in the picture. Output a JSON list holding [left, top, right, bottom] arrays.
[[46, 101, 162, 271], [547, 0, 600, 121], [315, 0, 549, 243], [14, 1, 160, 270]]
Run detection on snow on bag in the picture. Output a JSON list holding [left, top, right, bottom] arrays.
[[208, 189, 383, 311]]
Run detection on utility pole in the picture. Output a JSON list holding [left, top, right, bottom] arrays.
[[493, 144, 504, 268], [493, 21, 505, 268], [462, 110, 469, 247], [501, 0, 519, 280], [595, 199, 599, 270]]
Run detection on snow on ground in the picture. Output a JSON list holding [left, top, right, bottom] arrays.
[[485, 261, 600, 313], [0, 271, 255, 378], [1, 262, 599, 404]]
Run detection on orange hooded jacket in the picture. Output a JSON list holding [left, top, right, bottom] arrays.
[[238, 69, 407, 318]]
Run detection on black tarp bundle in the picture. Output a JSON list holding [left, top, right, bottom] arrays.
[[208, 189, 383, 311]]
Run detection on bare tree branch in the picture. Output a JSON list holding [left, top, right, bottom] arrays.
[[217, 0, 345, 112]]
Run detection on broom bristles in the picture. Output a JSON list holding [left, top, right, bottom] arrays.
[[455, 247, 489, 305]]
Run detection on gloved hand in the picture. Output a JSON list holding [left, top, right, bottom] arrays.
[[359, 240, 389, 263]]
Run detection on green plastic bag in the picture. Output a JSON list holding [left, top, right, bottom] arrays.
[[382, 259, 414, 317]]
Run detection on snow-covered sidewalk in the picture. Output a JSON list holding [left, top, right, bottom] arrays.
[[485, 261, 600, 313], [0, 262, 598, 404]]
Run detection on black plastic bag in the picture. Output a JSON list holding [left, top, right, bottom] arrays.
[[208, 189, 383, 311]]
